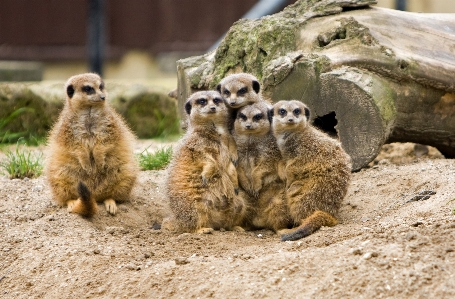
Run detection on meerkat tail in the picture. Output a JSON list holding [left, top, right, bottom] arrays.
[[281, 210, 338, 241], [71, 182, 98, 217]]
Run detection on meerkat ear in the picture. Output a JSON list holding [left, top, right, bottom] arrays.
[[268, 108, 274, 123], [66, 85, 75, 98], [216, 84, 221, 93], [184, 101, 192, 115], [305, 107, 310, 119], [252, 80, 260, 94]]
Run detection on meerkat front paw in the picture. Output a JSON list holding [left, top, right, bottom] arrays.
[[232, 226, 245, 232], [66, 199, 77, 212], [197, 227, 214, 234], [104, 199, 117, 215]]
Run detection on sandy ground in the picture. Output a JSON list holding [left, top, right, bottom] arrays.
[[1, 141, 454, 298]]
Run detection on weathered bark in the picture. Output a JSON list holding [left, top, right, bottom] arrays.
[[0, 81, 179, 140], [176, 0, 455, 170]]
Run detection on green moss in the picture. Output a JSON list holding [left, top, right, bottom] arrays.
[[125, 92, 180, 139], [210, 17, 298, 88], [0, 85, 63, 143], [185, 0, 378, 90], [371, 75, 397, 126]]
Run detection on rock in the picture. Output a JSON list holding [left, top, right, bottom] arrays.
[[350, 248, 362, 255], [405, 232, 417, 241], [363, 252, 379, 260], [414, 144, 429, 158], [125, 263, 138, 270], [411, 221, 424, 227], [32, 185, 43, 192], [45, 215, 55, 221], [174, 258, 189, 265]]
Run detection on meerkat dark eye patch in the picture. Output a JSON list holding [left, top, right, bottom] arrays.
[[82, 85, 95, 94], [278, 108, 287, 116], [238, 113, 247, 121], [223, 89, 231, 96], [252, 80, 260, 94], [213, 97, 223, 105], [305, 107, 310, 119], [237, 87, 248, 96], [196, 98, 207, 106], [253, 113, 263, 121], [99, 82, 105, 90], [293, 108, 301, 116], [184, 101, 192, 114], [268, 109, 273, 123], [66, 85, 75, 98]]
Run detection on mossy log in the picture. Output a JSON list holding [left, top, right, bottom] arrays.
[[176, 0, 455, 170], [0, 81, 179, 140]]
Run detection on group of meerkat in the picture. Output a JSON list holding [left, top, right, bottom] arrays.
[[165, 73, 351, 241], [44, 72, 350, 242]]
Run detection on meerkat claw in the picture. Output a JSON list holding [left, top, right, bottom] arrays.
[[104, 199, 117, 215]]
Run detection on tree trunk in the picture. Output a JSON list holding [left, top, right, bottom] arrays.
[[176, 0, 455, 170]]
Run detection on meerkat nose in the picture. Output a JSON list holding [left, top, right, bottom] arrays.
[[246, 124, 251, 129], [210, 106, 216, 111], [287, 118, 294, 123], [100, 95, 106, 101], [230, 101, 236, 105]]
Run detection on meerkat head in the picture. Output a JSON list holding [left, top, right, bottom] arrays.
[[271, 100, 311, 134], [216, 73, 261, 109], [234, 101, 272, 137], [184, 90, 228, 126], [65, 73, 107, 110]]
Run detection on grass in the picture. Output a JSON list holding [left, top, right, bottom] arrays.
[[0, 107, 35, 144], [0, 141, 44, 179], [137, 146, 173, 171]]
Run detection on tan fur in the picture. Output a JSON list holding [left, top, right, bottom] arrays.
[[233, 102, 291, 232], [271, 100, 351, 241], [217, 73, 267, 163], [217, 73, 264, 109], [45, 73, 139, 217], [164, 91, 247, 233]]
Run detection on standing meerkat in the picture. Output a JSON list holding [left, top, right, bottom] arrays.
[[164, 90, 246, 233], [233, 102, 292, 232], [45, 73, 139, 217], [271, 100, 351, 241]]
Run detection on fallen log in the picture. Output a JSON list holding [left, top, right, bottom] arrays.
[[176, 0, 455, 170]]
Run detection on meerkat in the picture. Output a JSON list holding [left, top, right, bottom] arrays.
[[233, 102, 291, 232], [217, 73, 267, 164], [164, 90, 246, 233], [271, 100, 351, 241], [217, 73, 263, 109], [45, 73, 139, 217]]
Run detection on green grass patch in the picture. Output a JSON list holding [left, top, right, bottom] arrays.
[[0, 107, 34, 144], [137, 146, 173, 171], [0, 142, 43, 179]]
